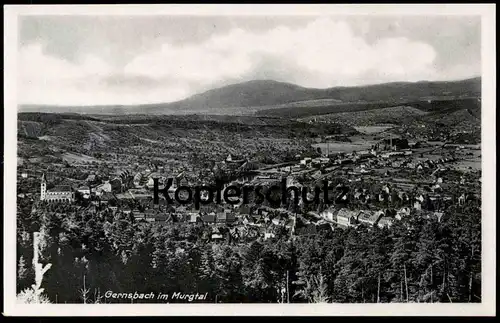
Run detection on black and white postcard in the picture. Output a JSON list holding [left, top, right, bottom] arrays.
[[3, 4, 496, 317]]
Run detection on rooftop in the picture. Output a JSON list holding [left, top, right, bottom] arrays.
[[336, 209, 359, 218], [48, 185, 72, 193]]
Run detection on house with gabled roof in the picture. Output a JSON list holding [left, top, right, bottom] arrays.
[[202, 213, 216, 224], [336, 209, 358, 228], [357, 210, 383, 226], [188, 212, 201, 223], [319, 208, 336, 222], [216, 211, 235, 224]]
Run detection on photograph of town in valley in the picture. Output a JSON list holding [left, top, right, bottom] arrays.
[[14, 11, 485, 305]]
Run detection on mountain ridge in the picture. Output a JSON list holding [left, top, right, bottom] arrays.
[[18, 77, 481, 115]]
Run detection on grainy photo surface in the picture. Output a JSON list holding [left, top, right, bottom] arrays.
[[4, 4, 496, 317]]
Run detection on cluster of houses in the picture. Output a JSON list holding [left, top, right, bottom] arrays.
[[317, 204, 447, 230], [91, 189, 451, 243], [318, 207, 403, 229], [25, 132, 479, 244]]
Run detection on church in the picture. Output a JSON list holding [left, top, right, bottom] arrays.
[[40, 174, 75, 203]]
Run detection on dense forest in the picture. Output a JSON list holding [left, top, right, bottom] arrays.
[[17, 199, 481, 304]]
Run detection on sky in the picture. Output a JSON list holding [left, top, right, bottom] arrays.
[[17, 15, 481, 106]]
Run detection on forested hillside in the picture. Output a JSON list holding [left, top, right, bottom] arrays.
[[17, 200, 481, 303]]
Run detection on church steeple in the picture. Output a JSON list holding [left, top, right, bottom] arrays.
[[40, 173, 47, 201]]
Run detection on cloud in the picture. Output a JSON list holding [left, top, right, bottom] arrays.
[[17, 17, 476, 106], [125, 18, 439, 88], [18, 43, 190, 105]]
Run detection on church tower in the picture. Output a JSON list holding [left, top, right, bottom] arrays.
[[40, 173, 47, 201]]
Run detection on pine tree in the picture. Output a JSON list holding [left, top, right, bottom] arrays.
[[294, 270, 330, 303], [199, 246, 217, 298], [17, 255, 29, 291]]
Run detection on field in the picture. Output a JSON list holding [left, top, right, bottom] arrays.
[[354, 126, 394, 134], [313, 137, 376, 154], [62, 152, 98, 163], [299, 106, 428, 126], [453, 147, 482, 171], [453, 160, 481, 171], [17, 112, 348, 173]]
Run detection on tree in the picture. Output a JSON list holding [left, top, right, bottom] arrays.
[[17, 288, 51, 304], [294, 270, 330, 303], [17, 256, 30, 292]]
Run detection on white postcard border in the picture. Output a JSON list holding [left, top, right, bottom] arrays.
[[3, 4, 496, 317]]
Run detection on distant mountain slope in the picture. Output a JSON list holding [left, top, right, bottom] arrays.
[[18, 104, 140, 115], [258, 97, 481, 118], [19, 77, 481, 115], [299, 106, 429, 126], [146, 77, 481, 113]]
